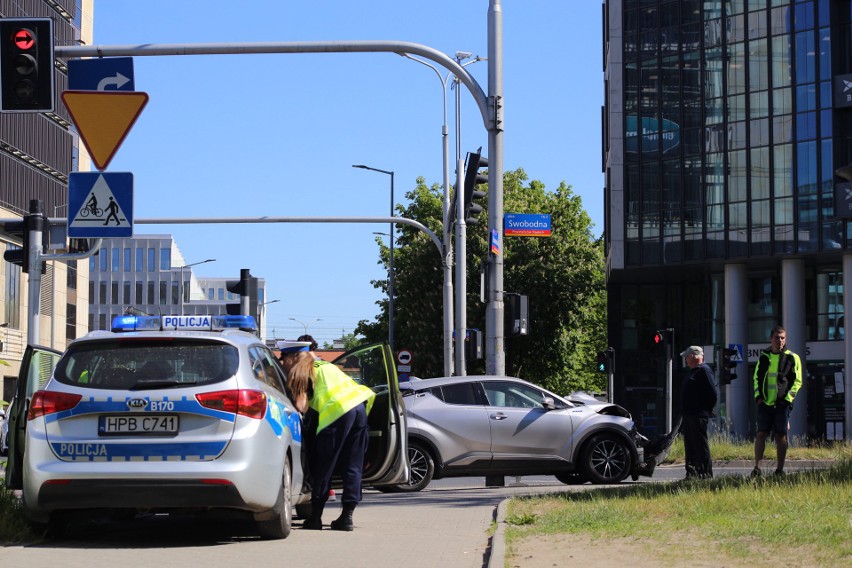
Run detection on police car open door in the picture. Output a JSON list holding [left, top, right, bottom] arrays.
[[332, 342, 409, 487], [6, 345, 63, 490]]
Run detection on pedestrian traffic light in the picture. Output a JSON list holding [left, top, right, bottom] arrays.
[[462, 148, 488, 225], [596, 349, 614, 373], [719, 347, 738, 385], [0, 18, 54, 112]]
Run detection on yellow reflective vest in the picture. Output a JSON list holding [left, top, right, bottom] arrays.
[[309, 361, 375, 433]]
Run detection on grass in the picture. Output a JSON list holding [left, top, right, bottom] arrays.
[[0, 485, 36, 545], [663, 432, 852, 463], [505, 457, 852, 567]]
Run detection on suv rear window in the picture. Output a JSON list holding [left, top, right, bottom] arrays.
[[54, 339, 239, 390]]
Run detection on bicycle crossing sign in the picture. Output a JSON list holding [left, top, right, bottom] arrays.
[[68, 172, 134, 237]]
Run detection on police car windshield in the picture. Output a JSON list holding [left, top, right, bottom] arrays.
[[54, 339, 239, 390]]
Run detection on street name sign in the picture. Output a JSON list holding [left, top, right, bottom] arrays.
[[504, 213, 552, 237]]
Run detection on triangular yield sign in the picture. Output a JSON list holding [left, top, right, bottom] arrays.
[[61, 91, 149, 170]]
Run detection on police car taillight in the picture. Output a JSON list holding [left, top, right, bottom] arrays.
[[196, 389, 267, 419], [28, 391, 82, 420], [112, 314, 257, 333]]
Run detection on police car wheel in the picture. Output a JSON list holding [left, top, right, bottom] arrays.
[[256, 458, 293, 540]]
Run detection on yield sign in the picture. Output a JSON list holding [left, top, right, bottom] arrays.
[[61, 91, 149, 170]]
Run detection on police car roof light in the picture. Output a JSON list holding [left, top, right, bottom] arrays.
[[111, 314, 257, 333]]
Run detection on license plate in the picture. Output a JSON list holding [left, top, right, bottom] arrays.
[[98, 414, 179, 436]]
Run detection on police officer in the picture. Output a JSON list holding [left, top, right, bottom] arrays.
[[277, 339, 374, 531]]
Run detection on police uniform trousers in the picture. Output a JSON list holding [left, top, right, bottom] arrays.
[[309, 402, 369, 508]]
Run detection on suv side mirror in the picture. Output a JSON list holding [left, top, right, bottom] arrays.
[[542, 397, 555, 410]]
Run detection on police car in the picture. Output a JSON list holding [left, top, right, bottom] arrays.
[[5, 314, 408, 538]]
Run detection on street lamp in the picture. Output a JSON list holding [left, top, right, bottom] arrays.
[[289, 317, 321, 336], [258, 299, 280, 338], [353, 164, 395, 352], [399, 51, 485, 376], [178, 258, 215, 313]]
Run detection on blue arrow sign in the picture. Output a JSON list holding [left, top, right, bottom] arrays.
[[68, 172, 134, 238], [68, 57, 135, 91]]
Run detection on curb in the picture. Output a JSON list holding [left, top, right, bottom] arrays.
[[488, 499, 508, 568]]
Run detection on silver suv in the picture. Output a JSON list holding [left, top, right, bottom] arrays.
[[393, 375, 656, 491]]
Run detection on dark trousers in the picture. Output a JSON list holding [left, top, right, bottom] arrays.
[[682, 415, 712, 478], [309, 403, 369, 509]]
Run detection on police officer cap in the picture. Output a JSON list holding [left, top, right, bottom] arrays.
[[276, 339, 311, 354]]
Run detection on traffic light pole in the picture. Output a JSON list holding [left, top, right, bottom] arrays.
[[454, 157, 467, 375]]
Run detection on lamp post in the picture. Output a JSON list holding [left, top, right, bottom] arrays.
[[289, 317, 321, 336], [178, 258, 215, 313], [399, 51, 485, 376], [258, 299, 280, 339], [352, 164, 395, 352]]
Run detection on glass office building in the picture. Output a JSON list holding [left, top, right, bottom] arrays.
[[603, 0, 851, 440]]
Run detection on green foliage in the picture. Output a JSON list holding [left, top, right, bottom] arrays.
[[0, 485, 36, 544], [356, 169, 607, 395]]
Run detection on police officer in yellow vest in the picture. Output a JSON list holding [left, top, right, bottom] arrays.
[[277, 340, 375, 531]]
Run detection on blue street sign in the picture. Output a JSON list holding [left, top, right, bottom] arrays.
[[68, 57, 135, 91], [68, 172, 134, 237], [504, 213, 552, 237]]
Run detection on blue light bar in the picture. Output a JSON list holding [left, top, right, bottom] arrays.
[[111, 315, 258, 333]]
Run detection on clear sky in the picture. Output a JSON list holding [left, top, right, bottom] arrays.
[[90, 1, 604, 347]]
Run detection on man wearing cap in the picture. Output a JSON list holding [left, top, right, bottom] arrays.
[[277, 339, 374, 531], [679, 345, 719, 479]]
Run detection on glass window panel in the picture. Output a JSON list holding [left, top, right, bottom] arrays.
[[772, 86, 791, 114], [728, 94, 747, 122], [727, 15, 745, 44], [100, 248, 108, 272], [159, 281, 167, 305], [705, 18, 723, 47], [819, 80, 831, 108], [752, 199, 771, 229], [750, 90, 769, 118], [771, 36, 792, 88], [135, 247, 143, 272], [794, 1, 814, 30], [752, 147, 771, 199], [684, 157, 702, 204], [729, 202, 748, 229], [820, 109, 831, 138], [773, 114, 793, 144], [123, 281, 130, 304], [123, 248, 131, 271], [774, 197, 794, 225], [111, 281, 118, 305], [159, 247, 170, 271], [751, 117, 770, 146], [729, 150, 748, 201], [748, 10, 767, 39], [727, 42, 746, 94], [111, 248, 119, 272], [822, 221, 843, 251], [818, 28, 830, 81], [727, 1, 745, 16], [147, 281, 155, 304], [147, 248, 155, 272], [770, 6, 791, 35], [135, 281, 142, 304], [706, 153, 725, 203], [796, 111, 817, 141], [728, 121, 747, 149], [796, 84, 817, 111], [797, 140, 818, 193], [795, 30, 815, 84], [798, 194, 819, 222], [706, 98, 724, 125], [707, 205, 725, 230], [798, 221, 817, 253], [821, 138, 833, 190], [774, 144, 793, 197], [99, 281, 106, 305], [817, 0, 829, 26]]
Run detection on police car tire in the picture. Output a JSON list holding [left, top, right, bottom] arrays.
[[256, 458, 293, 540]]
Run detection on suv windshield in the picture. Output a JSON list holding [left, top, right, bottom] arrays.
[[54, 339, 239, 390]]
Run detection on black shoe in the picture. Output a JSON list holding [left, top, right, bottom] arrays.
[[750, 467, 762, 478], [302, 516, 323, 530], [330, 509, 354, 532], [773, 469, 785, 477]]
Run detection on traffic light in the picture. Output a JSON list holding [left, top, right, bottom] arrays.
[[226, 268, 258, 318], [3, 219, 29, 271], [596, 349, 614, 373], [462, 148, 488, 225], [0, 18, 54, 112], [719, 347, 738, 385]]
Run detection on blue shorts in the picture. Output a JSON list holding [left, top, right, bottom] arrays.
[[756, 402, 790, 436]]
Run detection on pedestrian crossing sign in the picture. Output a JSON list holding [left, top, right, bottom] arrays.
[[68, 172, 134, 237]]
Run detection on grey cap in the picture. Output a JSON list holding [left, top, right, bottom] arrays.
[[679, 345, 704, 358]]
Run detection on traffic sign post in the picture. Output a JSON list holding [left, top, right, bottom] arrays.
[[68, 172, 134, 238]]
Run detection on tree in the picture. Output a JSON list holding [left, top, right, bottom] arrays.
[[356, 169, 607, 396]]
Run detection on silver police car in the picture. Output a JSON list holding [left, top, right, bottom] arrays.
[[5, 315, 407, 538]]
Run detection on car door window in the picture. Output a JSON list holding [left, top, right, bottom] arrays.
[[441, 382, 484, 405], [483, 381, 547, 409]]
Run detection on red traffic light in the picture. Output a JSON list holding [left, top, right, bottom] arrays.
[[654, 332, 664, 344], [12, 28, 35, 50]]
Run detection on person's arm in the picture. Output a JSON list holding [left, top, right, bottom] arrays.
[[786, 352, 803, 402], [294, 392, 308, 414], [753, 354, 763, 404]]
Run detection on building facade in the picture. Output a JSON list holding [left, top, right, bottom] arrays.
[[1, 0, 93, 401], [87, 235, 268, 337], [604, 0, 851, 440]]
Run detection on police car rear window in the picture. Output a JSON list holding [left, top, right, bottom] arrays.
[[54, 339, 239, 390]]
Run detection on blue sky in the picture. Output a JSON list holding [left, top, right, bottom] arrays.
[[91, 1, 603, 347]]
